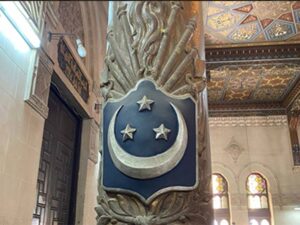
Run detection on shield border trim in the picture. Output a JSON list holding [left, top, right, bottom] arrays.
[[101, 78, 199, 204]]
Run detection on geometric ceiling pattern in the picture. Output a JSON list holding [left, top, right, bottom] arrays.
[[204, 1, 300, 46], [208, 63, 300, 104]]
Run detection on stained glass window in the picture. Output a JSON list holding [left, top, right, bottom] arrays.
[[212, 173, 230, 224], [247, 173, 271, 225]]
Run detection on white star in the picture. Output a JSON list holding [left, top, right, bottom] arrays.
[[137, 95, 154, 111], [153, 124, 171, 141], [120, 124, 136, 141]]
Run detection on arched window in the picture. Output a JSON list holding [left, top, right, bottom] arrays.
[[247, 173, 271, 225], [212, 173, 230, 225]]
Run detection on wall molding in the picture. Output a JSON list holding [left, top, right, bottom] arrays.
[[209, 115, 288, 127]]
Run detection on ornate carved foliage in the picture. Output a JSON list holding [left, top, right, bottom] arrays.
[[97, 192, 188, 225], [96, 153, 212, 225], [100, 1, 205, 101]]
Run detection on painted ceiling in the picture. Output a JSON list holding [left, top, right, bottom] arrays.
[[208, 63, 300, 104], [204, 1, 300, 47]]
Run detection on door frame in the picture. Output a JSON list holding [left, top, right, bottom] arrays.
[[50, 84, 83, 225]]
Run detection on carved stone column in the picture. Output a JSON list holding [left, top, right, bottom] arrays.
[[97, 2, 212, 224]]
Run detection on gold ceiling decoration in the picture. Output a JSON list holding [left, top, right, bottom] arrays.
[[204, 1, 300, 47], [208, 64, 300, 103], [251, 2, 292, 20]]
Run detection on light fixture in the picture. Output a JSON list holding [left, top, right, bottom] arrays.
[[0, 10, 29, 52], [0, 1, 40, 48], [48, 32, 87, 58], [294, 207, 300, 211], [76, 38, 87, 58]]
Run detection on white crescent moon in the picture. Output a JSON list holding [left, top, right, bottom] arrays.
[[107, 103, 188, 179]]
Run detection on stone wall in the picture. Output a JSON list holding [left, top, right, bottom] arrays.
[[0, 2, 108, 225], [209, 116, 300, 225], [0, 27, 45, 225]]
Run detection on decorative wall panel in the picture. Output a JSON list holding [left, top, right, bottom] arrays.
[[57, 39, 89, 102]]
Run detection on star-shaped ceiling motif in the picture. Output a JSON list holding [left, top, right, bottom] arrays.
[[204, 1, 300, 46]]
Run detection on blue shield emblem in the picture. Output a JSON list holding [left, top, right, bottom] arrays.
[[102, 79, 198, 203]]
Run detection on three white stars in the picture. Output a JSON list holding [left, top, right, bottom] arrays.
[[120, 96, 171, 141]]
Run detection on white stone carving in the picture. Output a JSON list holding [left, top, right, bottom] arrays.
[[224, 137, 245, 163], [209, 115, 288, 127]]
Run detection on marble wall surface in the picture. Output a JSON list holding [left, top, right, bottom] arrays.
[[209, 116, 300, 225]]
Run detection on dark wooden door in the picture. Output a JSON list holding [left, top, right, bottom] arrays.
[[32, 88, 81, 225]]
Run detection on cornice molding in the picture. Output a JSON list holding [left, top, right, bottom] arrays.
[[206, 44, 300, 63], [209, 115, 288, 127], [208, 102, 286, 117], [209, 102, 283, 109]]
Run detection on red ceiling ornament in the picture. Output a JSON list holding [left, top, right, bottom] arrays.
[[233, 4, 253, 14], [278, 12, 294, 22], [260, 19, 273, 29], [241, 15, 258, 25]]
